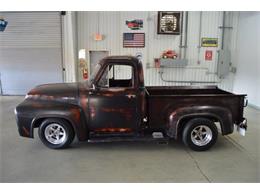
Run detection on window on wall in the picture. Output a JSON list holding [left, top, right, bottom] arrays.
[[97, 64, 134, 88]]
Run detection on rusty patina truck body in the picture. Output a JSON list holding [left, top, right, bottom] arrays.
[[15, 56, 247, 151]]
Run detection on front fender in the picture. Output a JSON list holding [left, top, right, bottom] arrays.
[[15, 99, 88, 141], [167, 106, 233, 139]]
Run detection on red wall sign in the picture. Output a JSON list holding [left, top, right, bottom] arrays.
[[205, 50, 213, 61]]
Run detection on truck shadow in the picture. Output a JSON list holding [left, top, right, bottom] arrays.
[[71, 139, 183, 151], [69, 136, 230, 152]]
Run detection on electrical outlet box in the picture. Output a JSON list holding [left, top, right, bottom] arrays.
[[217, 50, 231, 78], [160, 58, 188, 67]]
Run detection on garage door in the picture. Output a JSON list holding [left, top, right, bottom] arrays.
[[0, 12, 63, 95]]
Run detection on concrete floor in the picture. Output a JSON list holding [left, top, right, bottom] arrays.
[[0, 96, 259, 183]]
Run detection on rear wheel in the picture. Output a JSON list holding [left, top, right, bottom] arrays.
[[182, 118, 218, 151], [38, 118, 75, 149]]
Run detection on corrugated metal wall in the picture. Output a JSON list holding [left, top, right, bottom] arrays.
[[0, 12, 61, 48], [0, 12, 63, 95], [77, 11, 239, 91]]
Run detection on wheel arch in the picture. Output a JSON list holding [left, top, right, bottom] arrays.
[[167, 106, 234, 139], [176, 113, 223, 139], [31, 115, 76, 137], [31, 113, 88, 141]]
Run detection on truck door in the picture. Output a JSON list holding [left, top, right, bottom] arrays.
[[88, 63, 138, 135]]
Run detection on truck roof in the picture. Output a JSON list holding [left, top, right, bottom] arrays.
[[102, 55, 138, 61], [99, 55, 141, 68]]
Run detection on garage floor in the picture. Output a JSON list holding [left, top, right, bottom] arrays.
[[0, 96, 259, 183]]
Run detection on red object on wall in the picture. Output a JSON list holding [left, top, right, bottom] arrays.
[[161, 50, 178, 59], [154, 58, 160, 68], [205, 50, 213, 61], [83, 68, 88, 80]]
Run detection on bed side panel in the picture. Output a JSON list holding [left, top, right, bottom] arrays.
[[148, 95, 244, 131]]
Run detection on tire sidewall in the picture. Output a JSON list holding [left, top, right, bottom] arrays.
[[182, 118, 218, 151], [38, 118, 74, 149]]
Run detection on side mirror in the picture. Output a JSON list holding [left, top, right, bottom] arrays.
[[91, 83, 96, 90]]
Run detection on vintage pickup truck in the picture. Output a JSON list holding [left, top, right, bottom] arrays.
[[15, 56, 247, 151]]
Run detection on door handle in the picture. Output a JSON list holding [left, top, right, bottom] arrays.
[[126, 94, 136, 98]]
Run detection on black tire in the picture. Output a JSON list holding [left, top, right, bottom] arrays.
[[182, 118, 218, 151], [38, 118, 75, 149]]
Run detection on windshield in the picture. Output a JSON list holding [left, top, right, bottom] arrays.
[[89, 64, 101, 84]]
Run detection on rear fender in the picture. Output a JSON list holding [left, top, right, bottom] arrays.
[[167, 106, 233, 139]]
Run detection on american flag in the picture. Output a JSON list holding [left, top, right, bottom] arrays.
[[123, 33, 145, 48]]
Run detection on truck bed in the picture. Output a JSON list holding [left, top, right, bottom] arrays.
[[146, 86, 246, 130], [146, 85, 233, 96]]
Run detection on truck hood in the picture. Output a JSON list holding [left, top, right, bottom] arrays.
[[26, 83, 81, 104]]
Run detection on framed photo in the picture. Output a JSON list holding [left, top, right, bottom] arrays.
[[157, 11, 182, 35]]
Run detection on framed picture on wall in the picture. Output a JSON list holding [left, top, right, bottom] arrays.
[[157, 11, 182, 35]]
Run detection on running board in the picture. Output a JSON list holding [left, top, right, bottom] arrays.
[[88, 135, 169, 144]]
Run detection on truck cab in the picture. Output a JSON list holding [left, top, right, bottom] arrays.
[[85, 56, 146, 136]]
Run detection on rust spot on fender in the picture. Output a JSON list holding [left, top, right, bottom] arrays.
[[71, 108, 81, 122], [28, 88, 39, 95], [22, 127, 30, 136], [102, 93, 114, 97], [30, 102, 43, 108], [80, 94, 88, 113]]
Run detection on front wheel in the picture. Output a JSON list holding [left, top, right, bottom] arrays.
[[182, 118, 218, 151], [38, 118, 75, 149]]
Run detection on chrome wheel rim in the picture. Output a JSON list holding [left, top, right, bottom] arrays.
[[191, 125, 212, 146], [44, 123, 67, 145]]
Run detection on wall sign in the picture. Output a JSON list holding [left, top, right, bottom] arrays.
[[0, 17, 8, 32], [123, 33, 145, 48], [126, 19, 143, 30], [94, 33, 103, 41], [157, 11, 182, 35], [201, 38, 218, 47], [205, 50, 213, 61]]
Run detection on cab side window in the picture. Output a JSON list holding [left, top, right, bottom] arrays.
[[97, 64, 134, 88]]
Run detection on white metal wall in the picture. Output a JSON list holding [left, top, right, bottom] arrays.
[[77, 11, 240, 92], [233, 12, 260, 108], [62, 11, 77, 83], [0, 12, 63, 95]]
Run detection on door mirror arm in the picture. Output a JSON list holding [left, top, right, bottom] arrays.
[[92, 83, 96, 90], [89, 83, 97, 95]]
